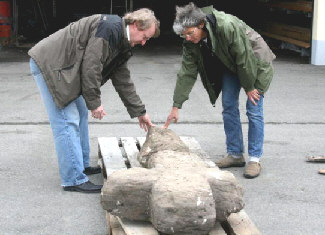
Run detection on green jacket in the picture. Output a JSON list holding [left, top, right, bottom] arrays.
[[173, 7, 276, 108], [29, 14, 145, 118]]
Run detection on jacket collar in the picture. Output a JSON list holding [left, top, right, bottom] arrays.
[[122, 19, 132, 50]]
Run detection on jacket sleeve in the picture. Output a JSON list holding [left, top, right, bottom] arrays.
[[80, 36, 108, 110], [111, 62, 146, 118], [173, 42, 199, 108], [225, 22, 257, 92]]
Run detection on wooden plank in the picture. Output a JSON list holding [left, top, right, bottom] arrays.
[[117, 217, 159, 235], [107, 213, 127, 235], [121, 137, 141, 167], [106, 213, 112, 235], [112, 227, 127, 235], [136, 137, 145, 149], [98, 137, 127, 177], [306, 156, 325, 163], [209, 222, 227, 235], [265, 0, 312, 13], [109, 214, 121, 229], [263, 22, 311, 43], [180, 136, 216, 167], [260, 31, 310, 48], [225, 210, 261, 235]]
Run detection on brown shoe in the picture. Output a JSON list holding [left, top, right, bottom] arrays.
[[215, 154, 246, 168], [319, 169, 325, 175], [244, 161, 261, 179]]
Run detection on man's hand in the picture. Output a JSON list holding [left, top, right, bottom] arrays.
[[138, 114, 154, 132], [163, 107, 179, 129], [246, 89, 260, 106], [91, 105, 107, 120]]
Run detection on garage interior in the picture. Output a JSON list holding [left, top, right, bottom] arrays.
[[0, 0, 320, 64]]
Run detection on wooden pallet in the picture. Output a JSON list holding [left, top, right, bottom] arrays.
[[98, 136, 261, 235]]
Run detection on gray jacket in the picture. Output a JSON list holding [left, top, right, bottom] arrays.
[[28, 14, 145, 118]]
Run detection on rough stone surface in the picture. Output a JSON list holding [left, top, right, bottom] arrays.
[[101, 168, 158, 221], [101, 127, 244, 235], [138, 127, 189, 166]]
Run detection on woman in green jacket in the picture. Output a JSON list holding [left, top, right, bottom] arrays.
[[164, 2, 275, 178]]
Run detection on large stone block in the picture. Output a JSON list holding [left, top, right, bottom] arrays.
[[101, 127, 244, 235]]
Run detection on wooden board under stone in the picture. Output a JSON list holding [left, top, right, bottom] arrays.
[[120, 137, 141, 167], [98, 137, 127, 178], [98, 136, 261, 235]]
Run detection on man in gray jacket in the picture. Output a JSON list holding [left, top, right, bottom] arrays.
[[29, 9, 160, 193]]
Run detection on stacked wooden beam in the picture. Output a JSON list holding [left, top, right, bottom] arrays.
[[259, 0, 312, 48], [260, 22, 311, 48]]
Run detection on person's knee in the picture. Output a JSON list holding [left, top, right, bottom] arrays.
[[246, 109, 263, 120]]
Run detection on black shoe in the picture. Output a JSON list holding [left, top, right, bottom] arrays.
[[63, 181, 103, 193], [83, 166, 101, 175]]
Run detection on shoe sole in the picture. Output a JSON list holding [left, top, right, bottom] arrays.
[[244, 173, 259, 179], [217, 162, 246, 168], [63, 187, 101, 193], [83, 171, 101, 175]]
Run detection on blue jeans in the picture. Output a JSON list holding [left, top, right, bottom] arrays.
[[30, 58, 89, 186], [222, 70, 264, 158]]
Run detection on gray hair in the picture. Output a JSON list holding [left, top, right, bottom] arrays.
[[123, 8, 160, 38], [173, 2, 206, 35]]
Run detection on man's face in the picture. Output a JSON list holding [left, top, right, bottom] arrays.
[[129, 22, 156, 47], [181, 25, 205, 44]]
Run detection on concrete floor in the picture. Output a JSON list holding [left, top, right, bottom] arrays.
[[0, 42, 325, 235]]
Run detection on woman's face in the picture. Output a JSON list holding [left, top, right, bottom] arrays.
[[181, 23, 206, 44]]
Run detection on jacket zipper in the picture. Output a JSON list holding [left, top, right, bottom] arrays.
[[54, 64, 74, 81]]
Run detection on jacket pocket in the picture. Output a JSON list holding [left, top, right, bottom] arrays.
[[54, 64, 75, 81], [52, 63, 81, 106]]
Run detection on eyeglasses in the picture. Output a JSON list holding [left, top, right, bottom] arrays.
[[143, 34, 150, 41], [180, 27, 197, 38]]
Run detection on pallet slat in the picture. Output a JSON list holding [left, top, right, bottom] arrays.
[[112, 227, 127, 235], [180, 136, 216, 167], [106, 213, 127, 235], [107, 213, 124, 235], [117, 217, 159, 235], [208, 222, 227, 235], [136, 137, 145, 148], [121, 137, 141, 167], [98, 137, 127, 177], [225, 210, 261, 235]]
